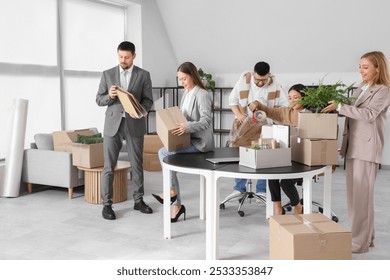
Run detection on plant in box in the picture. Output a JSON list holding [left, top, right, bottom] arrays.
[[298, 78, 355, 113]]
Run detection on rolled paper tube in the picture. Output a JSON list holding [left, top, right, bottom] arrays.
[[1, 98, 29, 197]]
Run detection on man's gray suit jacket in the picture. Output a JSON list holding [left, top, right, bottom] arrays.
[[96, 65, 153, 137]]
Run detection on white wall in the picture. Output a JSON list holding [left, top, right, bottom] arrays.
[[141, 0, 178, 86], [155, 0, 390, 78], [2, 0, 390, 165]]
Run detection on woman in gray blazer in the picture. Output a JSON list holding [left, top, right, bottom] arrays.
[[323, 51, 390, 253], [153, 62, 214, 222]]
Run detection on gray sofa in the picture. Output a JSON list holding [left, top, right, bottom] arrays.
[[22, 130, 132, 199]]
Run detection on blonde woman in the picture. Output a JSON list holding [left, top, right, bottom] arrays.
[[323, 51, 390, 253]]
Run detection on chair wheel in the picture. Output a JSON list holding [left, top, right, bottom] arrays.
[[238, 211, 245, 217], [318, 207, 323, 213], [332, 216, 339, 223], [220, 203, 225, 210], [285, 206, 292, 212]]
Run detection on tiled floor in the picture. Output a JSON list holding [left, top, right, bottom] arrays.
[[0, 166, 389, 260]]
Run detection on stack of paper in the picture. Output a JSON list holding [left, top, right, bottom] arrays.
[[115, 85, 148, 119]]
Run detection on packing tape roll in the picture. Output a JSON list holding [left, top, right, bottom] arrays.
[[253, 110, 267, 123], [1, 98, 29, 197]]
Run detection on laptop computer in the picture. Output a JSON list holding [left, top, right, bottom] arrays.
[[205, 157, 239, 164]]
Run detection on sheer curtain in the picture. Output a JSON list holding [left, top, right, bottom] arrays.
[[61, 0, 126, 132], [0, 0, 131, 159]]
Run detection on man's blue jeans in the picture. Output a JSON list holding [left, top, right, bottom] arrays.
[[233, 178, 266, 193]]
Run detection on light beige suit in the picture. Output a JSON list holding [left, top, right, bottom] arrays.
[[339, 84, 390, 253]]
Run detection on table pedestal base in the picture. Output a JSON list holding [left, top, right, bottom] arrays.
[[83, 165, 129, 204]]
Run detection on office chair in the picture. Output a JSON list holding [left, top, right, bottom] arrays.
[[282, 176, 339, 222], [220, 179, 266, 217]]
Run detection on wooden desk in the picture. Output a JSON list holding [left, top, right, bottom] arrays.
[[78, 161, 130, 204]]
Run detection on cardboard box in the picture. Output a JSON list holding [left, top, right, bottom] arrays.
[[239, 146, 291, 169], [53, 129, 96, 152], [143, 152, 161, 171], [144, 134, 164, 154], [298, 112, 338, 139], [156, 106, 190, 152], [269, 214, 352, 260], [72, 143, 104, 168], [291, 136, 338, 166]]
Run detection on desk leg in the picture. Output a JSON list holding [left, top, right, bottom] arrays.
[[199, 175, 206, 220], [163, 166, 171, 239], [206, 171, 217, 260], [266, 180, 273, 219], [322, 165, 332, 218], [302, 176, 313, 214]]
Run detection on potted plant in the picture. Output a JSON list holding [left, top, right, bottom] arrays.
[[198, 68, 216, 93], [298, 78, 355, 113]]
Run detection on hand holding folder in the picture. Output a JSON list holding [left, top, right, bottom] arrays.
[[115, 85, 148, 119]]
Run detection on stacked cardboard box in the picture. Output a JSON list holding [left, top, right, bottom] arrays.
[[143, 134, 164, 171], [291, 113, 338, 166]]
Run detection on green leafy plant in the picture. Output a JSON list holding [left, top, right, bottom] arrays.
[[298, 78, 355, 113], [198, 68, 216, 93]]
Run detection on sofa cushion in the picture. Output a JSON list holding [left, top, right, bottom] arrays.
[[34, 133, 54, 150]]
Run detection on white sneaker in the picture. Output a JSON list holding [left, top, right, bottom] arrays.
[[222, 190, 244, 203], [255, 192, 266, 204]]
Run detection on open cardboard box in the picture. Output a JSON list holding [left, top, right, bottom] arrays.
[[53, 129, 96, 153], [239, 125, 291, 169]]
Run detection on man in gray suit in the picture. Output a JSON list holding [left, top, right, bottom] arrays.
[[96, 41, 154, 220]]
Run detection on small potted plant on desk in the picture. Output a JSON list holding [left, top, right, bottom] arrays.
[[298, 79, 355, 113], [198, 68, 216, 93]]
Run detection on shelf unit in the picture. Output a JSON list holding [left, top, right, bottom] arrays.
[[148, 86, 233, 147], [212, 87, 233, 147], [147, 87, 180, 135]]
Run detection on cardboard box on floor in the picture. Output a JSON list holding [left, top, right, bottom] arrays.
[[291, 136, 338, 166], [144, 134, 164, 154], [156, 106, 190, 152], [298, 112, 338, 140], [72, 143, 104, 169], [53, 129, 96, 152], [269, 213, 352, 260], [143, 152, 161, 171]]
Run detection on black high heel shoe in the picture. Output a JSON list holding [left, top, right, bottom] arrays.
[[152, 193, 177, 205], [171, 205, 186, 223]]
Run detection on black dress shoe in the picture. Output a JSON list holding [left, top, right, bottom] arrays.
[[152, 193, 177, 205], [102, 205, 116, 220], [134, 199, 153, 214], [171, 205, 186, 223]]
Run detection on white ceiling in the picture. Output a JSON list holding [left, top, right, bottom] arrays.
[[155, 0, 390, 75]]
